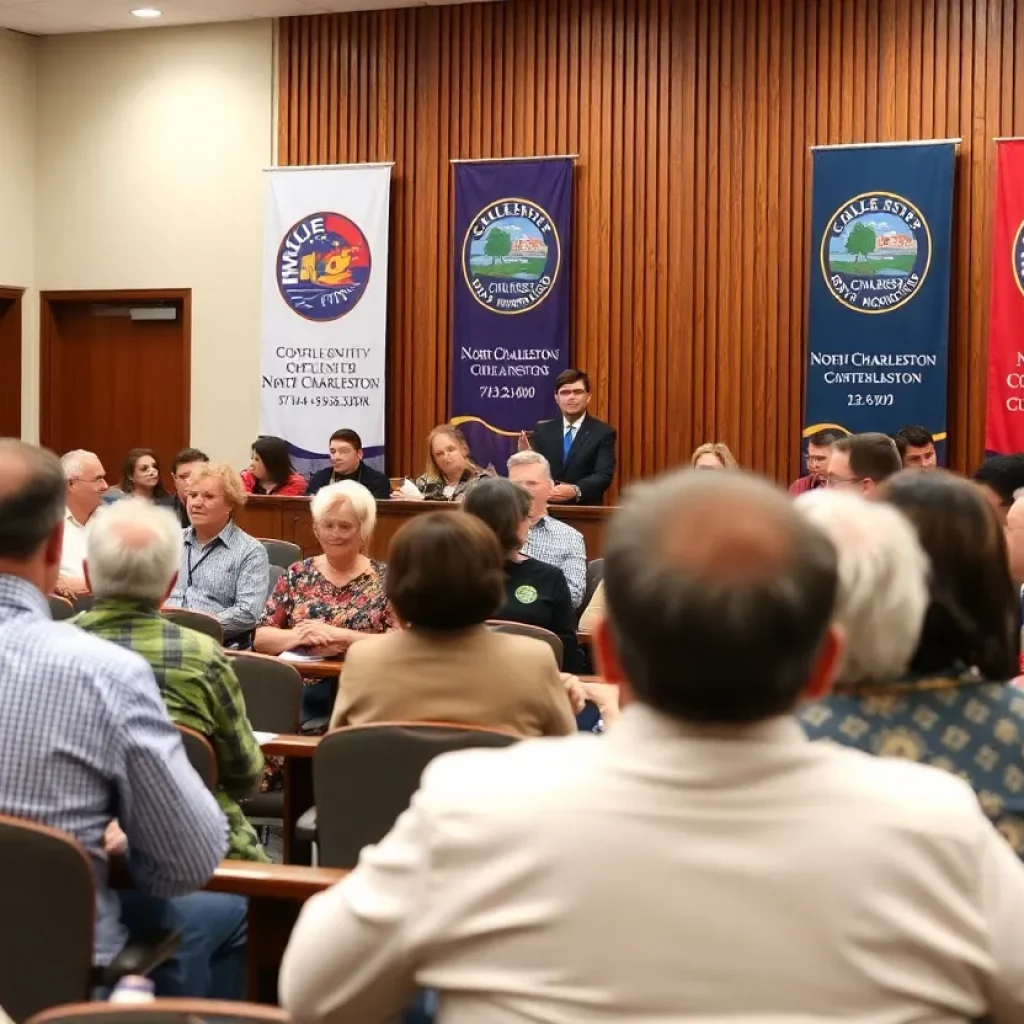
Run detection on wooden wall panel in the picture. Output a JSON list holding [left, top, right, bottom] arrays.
[[278, 0, 1024, 489]]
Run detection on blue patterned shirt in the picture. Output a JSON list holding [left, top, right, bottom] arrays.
[[800, 671, 1024, 856], [0, 574, 228, 965], [167, 520, 270, 639], [522, 515, 587, 608]]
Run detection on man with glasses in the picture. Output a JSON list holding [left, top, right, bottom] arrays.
[[518, 368, 616, 505], [789, 429, 844, 495], [170, 447, 209, 528], [58, 448, 108, 595], [825, 433, 902, 496], [307, 428, 390, 500]]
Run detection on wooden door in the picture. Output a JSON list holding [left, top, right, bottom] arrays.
[[40, 289, 190, 487], [0, 288, 22, 439]]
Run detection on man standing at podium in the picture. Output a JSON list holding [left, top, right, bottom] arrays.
[[519, 369, 616, 505]]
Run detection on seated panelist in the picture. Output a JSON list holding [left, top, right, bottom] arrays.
[[397, 424, 486, 502], [308, 428, 390, 500], [691, 442, 739, 470], [241, 435, 308, 496]]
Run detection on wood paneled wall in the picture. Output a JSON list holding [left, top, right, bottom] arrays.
[[278, 0, 1024, 487]]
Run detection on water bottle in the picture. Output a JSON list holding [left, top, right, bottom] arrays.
[[109, 975, 155, 1004]]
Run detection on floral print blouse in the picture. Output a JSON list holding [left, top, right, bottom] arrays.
[[414, 467, 485, 502]]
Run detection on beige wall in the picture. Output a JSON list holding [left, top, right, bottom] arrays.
[[0, 29, 37, 437], [34, 20, 274, 464]]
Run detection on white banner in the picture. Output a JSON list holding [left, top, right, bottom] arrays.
[[259, 164, 391, 467]]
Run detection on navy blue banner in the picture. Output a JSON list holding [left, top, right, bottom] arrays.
[[451, 159, 572, 470], [804, 142, 957, 455]]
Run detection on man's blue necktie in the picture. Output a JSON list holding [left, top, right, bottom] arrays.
[[563, 425, 575, 461]]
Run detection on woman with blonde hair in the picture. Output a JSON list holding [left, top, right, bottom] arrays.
[[406, 424, 486, 502], [691, 442, 739, 470]]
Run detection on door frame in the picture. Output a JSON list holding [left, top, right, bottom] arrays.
[[39, 288, 192, 451], [0, 287, 24, 438]]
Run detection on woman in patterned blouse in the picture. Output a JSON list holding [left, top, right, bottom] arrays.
[[255, 480, 397, 726], [406, 424, 486, 502]]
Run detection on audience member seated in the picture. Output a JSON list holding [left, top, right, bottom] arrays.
[[167, 463, 270, 645], [106, 447, 175, 507], [400, 424, 485, 502], [788, 428, 844, 495], [973, 453, 1024, 526], [508, 450, 586, 608], [330, 512, 577, 735], [308, 428, 390, 500], [0, 440, 243, 999], [690, 442, 738, 469], [826, 432, 901, 494], [58, 448, 109, 596], [463, 477, 585, 673], [169, 447, 208, 528], [76, 497, 267, 863], [893, 424, 938, 469], [280, 468, 1024, 1023], [256, 481, 397, 726], [801, 470, 1024, 855], [241, 435, 308, 496], [1007, 495, 1024, 588]]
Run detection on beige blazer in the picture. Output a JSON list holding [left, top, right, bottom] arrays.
[[329, 625, 576, 737], [578, 580, 605, 634]]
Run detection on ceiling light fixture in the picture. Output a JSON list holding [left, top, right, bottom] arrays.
[[130, 7, 163, 17]]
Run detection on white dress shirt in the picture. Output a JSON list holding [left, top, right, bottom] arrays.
[[280, 705, 1024, 1024], [59, 508, 90, 577]]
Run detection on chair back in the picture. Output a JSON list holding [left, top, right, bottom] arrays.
[[227, 652, 302, 733], [71, 594, 95, 614], [176, 725, 217, 791], [580, 558, 605, 616], [487, 619, 563, 666], [266, 564, 285, 602], [161, 608, 224, 645], [27, 1000, 289, 1024], [258, 538, 302, 570], [314, 722, 519, 868], [0, 816, 94, 1022], [48, 596, 75, 622]]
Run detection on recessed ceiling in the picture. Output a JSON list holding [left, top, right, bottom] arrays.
[[0, 0, 486, 35]]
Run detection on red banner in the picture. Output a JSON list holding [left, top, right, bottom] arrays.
[[985, 140, 1024, 454]]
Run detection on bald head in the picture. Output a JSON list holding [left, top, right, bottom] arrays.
[[85, 498, 182, 605], [0, 440, 65, 561], [601, 469, 840, 724]]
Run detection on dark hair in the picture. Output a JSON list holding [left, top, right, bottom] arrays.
[[463, 477, 533, 557], [553, 368, 591, 393], [329, 429, 363, 450], [893, 425, 935, 459], [807, 429, 845, 448], [121, 448, 169, 499], [832, 432, 902, 483], [972, 454, 1024, 509], [879, 470, 1018, 680], [604, 470, 839, 724], [171, 448, 209, 475], [251, 436, 296, 487], [0, 441, 66, 559], [387, 513, 505, 630]]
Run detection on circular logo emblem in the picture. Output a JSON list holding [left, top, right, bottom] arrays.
[[514, 585, 538, 605], [820, 192, 931, 314], [277, 212, 371, 322], [1014, 220, 1024, 299], [462, 198, 561, 315]]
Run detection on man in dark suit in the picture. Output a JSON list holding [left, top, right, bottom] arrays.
[[307, 428, 391, 500], [519, 369, 616, 505]]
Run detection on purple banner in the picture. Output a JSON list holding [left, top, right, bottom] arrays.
[[451, 158, 573, 470]]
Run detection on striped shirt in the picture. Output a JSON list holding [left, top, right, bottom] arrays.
[[523, 515, 587, 608], [0, 574, 228, 965], [167, 520, 270, 639]]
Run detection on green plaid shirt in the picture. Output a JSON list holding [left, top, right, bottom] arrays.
[[74, 599, 268, 862]]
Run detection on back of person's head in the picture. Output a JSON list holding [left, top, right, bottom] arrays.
[[251, 436, 295, 485], [601, 469, 839, 723], [879, 469, 1018, 680], [832, 433, 902, 483], [171, 447, 209, 474], [387, 513, 505, 630], [893, 425, 934, 460], [795, 489, 929, 686], [0, 441, 66, 576], [463, 476, 533, 557], [807, 429, 845, 448], [85, 498, 181, 605], [972, 454, 1024, 513]]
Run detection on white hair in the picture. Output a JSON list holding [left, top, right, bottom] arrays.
[[507, 450, 552, 480], [61, 449, 96, 481], [311, 480, 377, 545], [795, 489, 930, 686], [85, 497, 182, 604]]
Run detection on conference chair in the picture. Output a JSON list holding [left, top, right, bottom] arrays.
[[258, 538, 301, 570], [175, 725, 216, 792], [71, 594, 95, 614], [27, 1001, 288, 1024], [487, 619, 564, 667], [0, 816, 178, 1023], [296, 722, 520, 868], [161, 608, 224, 645], [266, 563, 285, 601], [579, 558, 605, 618], [48, 595, 75, 621]]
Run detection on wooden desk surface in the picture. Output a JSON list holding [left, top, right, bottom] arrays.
[[208, 859, 347, 899], [261, 733, 320, 758], [236, 495, 613, 560]]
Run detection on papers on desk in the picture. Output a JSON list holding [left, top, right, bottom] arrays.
[[254, 731, 278, 746], [278, 649, 325, 664]]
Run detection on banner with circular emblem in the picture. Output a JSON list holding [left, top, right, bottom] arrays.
[[803, 141, 958, 460]]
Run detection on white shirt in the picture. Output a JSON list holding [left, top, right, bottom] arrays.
[[59, 509, 90, 578], [562, 412, 586, 438], [280, 706, 1024, 1024]]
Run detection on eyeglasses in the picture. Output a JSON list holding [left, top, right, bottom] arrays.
[[557, 388, 588, 397], [825, 474, 863, 488]]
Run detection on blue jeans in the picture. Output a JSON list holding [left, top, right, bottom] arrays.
[[117, 891, 248, 999]]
